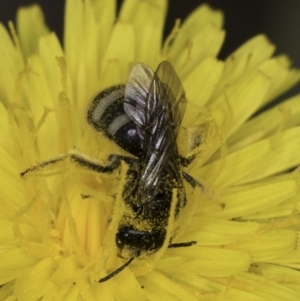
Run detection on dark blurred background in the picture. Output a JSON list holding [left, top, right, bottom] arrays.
[[1, 0, 300, 97]]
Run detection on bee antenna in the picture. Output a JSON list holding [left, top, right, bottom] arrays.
[[99, 256, 135, 283]]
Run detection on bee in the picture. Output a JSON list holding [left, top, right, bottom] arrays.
[[21, 61, 200, 283]]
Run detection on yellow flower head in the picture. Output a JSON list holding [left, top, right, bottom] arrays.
[[1, 0, 300, 300]]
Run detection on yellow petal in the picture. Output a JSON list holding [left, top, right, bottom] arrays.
[[195, 136, 271, 188], [140, 270, 199, 301], [120, 0, 167, 66], [184, 57, 224, 108], [210, 35, 275, 101], [0, 24, 23, 106], [16, 5, 49, 58], [207, 179, 297, 219], [163, 272, 268, 301], [261, 58, 300, 103], [235, 273, 300, 301], [0, 248, 38, 284], [244, 194, 299, 220], [15, 257, 58, 301], [238, 126, 300, 183], [38, 33, 70, 103], [101, 22, 135, 84], [175, 25, 225, 78], [161, 246, 251, 277], [213, 71, 271, 140], [169, 4, 223, 62], [195, 71, 271, 163], [228, 230, 297, 261], [183, 218, 260, 245], [228, 94, 300, 146]]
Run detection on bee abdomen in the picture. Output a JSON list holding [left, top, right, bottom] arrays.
[[87, 85, 143, 156]]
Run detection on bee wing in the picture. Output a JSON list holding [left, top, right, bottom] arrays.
[[154, 61, 187, 133], [124, 61, 186, 135], [138, 77, 177, 198], [125, 61, 186, 201], [124, 63, 155, 130]]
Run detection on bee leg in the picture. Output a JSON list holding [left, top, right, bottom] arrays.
[[168, 241, 197, 248], [69, 153, 122, 174], [182, 171, 203, 189], [179, 154, 196, 167], [20, 151, 123, 178]]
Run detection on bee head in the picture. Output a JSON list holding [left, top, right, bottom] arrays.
[[116, 225, 166, 258]]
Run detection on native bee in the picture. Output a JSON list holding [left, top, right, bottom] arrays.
[[21, 61, 200, 283]]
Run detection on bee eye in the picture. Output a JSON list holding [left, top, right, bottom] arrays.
[[113, 121, 143, 157]]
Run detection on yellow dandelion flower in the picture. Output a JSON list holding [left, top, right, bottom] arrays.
[[1, 0, 300, 300]]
